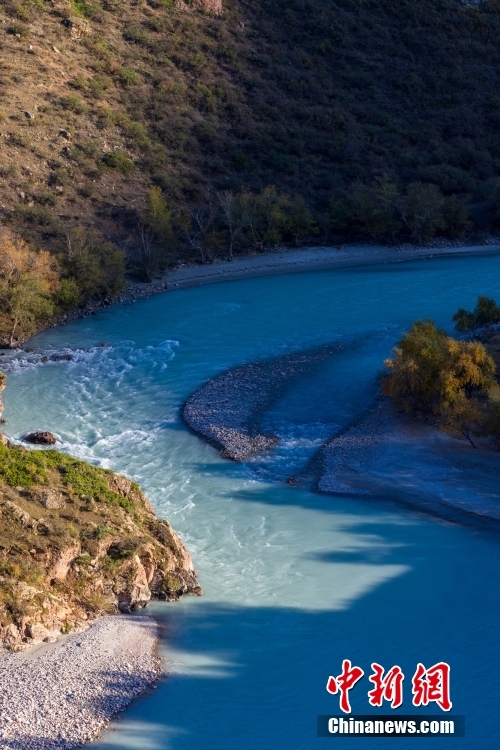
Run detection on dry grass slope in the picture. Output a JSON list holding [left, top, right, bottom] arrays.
[[1, 0, 500, 253]]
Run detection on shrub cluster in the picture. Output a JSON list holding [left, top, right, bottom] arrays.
[[453, 296, 500, 332], [133, 184, 317, 279], [330, 179, 471, 243], [0, 230, 126, 346]]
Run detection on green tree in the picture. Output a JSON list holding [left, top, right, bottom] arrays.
[[283, 193, 317, 245], [183, 190, 217, 264], [441, 195, 472, 239], [453, 295, 500, 332], [146, 186, 173, 246], [241, 185, 289, 251], [346, 178, 401, 239], [217, 190, 245, 259], [441, 394, 482, 448], [61, 228, 126, 301], [135, 186, 175, 280]]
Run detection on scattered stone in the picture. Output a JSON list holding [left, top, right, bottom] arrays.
[[24, 111, 35, 120], [38, 489, 66, 509], [0, 616, 161, 749], [59, 128, 71, 140], [23, 431, 57, 445], [52, 45, 60, 53], [69, 17, 91, 40]]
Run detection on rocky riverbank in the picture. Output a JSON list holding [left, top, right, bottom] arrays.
[[182, 340, 500, 525], [0, 615, 160, 749], [316, 399, 500, 524], [9, 241, 500, 349]]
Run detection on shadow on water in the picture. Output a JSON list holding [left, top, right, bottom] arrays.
[[85, 480, 500, 750], [201, 478, 500, 536], [91, 539, 500, 749]]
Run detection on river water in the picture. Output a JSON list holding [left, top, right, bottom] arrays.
[[4, 255, 500, 749]]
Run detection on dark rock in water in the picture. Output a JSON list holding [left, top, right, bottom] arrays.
[[50, 353, 73, 362], [24, 431, 57, 445]]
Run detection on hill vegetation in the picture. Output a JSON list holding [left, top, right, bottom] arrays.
[[0, 432, 201, 649], [2, 0, 500, 334]]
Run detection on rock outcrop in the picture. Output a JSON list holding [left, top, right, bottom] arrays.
[[0, 440, 202, 650], [23, 431, 57, 445]]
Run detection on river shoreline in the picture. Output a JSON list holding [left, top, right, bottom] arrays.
[[10, 240, 500, 349], [0, 615, 161, 750], [164, 241, 500, 290], [316, 399, 500, 525]]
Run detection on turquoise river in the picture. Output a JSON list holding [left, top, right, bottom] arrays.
[[3, 254, 500, 749]]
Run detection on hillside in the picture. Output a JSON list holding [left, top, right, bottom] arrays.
[[1, 0, 500, 294], [0, 435, 202, 649]]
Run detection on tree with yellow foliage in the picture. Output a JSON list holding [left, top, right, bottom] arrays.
[[382, 320, 495, 416], [0, 233, 60, 347]]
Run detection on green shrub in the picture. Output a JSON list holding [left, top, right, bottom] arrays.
[[88, 75, 111, 98], [398, 183, 445, 243], [70, 0, 100, 18], [60, 227, 126, 301], [8, 132, 31, 148], [118, 67, 139, 88], [124, 24, 150, 46], [441, 195, 472, 238], [14, 204, 54, 227], [453, 296, 500, 332], [382, 320, 495, 413], [102, 150, 135, 174], [62, 94, 86, 114]]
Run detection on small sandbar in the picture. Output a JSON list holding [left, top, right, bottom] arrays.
[[182, 345, 341, 461], [0, 615, 160, 749]]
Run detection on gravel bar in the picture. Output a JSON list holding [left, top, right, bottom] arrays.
[[182, 345, 341, 461], [0, 615, 160, 749]]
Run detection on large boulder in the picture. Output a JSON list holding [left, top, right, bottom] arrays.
[[24, 431, 57, 445]]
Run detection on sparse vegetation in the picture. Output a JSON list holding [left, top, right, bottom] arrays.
[[0, 229, 125, 346], [1, 0, 500, 274], [0, 430, 200, 646]]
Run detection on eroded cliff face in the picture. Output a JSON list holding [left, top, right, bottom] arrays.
[[0, 440, 202, 650]]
